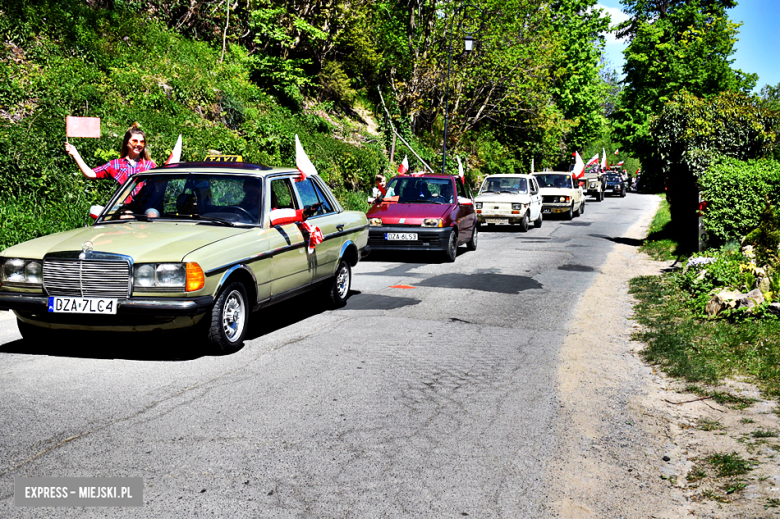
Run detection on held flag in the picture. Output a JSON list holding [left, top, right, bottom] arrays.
[[165, 134, 183, 165], [398, 155, 409, 174], [295, 134, 317, 181], [572, 151, 585, 179], [66, 116, 101, 139]]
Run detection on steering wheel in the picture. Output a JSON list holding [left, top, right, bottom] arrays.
[[225, 206, 255, 220]]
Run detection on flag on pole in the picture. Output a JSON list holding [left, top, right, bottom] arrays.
[[165, 134, 182, 165], [572, 151, 585, 179], [456, 156, 465, 181], [585, 154, 599, 168], [398, 155, 409, 175], [66, 116, 101, 138], [613, 149, 619, 155], [295, 134, 317, 181], [602, 148, 607, 169], [617, 160, 624, 166]]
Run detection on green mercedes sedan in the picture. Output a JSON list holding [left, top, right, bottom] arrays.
[[0, 161, 369, 352]]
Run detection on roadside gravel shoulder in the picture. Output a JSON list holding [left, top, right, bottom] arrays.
[[544, 197, 780, 518]]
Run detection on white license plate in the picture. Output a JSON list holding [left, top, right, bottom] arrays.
[[48, 296, 118, 314], [385, 233, 418, 241], [486, 218, 508, 224], [542, 208, 552, 213]]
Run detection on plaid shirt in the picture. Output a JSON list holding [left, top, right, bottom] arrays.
[[93, 157, 157, 186]]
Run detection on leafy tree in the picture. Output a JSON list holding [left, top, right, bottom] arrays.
[[612, 0, 757, 178]]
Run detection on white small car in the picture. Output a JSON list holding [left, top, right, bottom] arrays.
[[534, 171, 584, 220], [474, 174, 542, 231]]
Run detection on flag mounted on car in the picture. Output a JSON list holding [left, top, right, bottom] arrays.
[[572, 151, 585, 179], [165, 135, 183, 165], [398, 155, 409, 175], [295, 134, 317, 181]]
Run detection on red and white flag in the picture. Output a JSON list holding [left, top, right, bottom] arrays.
[[66, 116, 101, 138], [295, 134, 317, 181], [301, 221, 324, 253], [617, 160, 624, 166], [602, 148, 607, 169], [572, 151, 585, 179], [456, 156, 465, 181], [410, 171, 425, 177], [165, 134, 183, 165], [585, 154, 599, 168], [398, 155, 409, 175], [613, 149, 619, 155]]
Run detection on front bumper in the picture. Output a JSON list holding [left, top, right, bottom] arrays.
[[476, 211, 526, 224], [368, 226, 452, 252], [0, 292, 214, 317]]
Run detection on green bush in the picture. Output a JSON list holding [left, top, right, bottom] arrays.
[[699, 158, 780, 245]]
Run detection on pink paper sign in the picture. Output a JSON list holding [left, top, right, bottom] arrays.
[[66, 116, 101, 138]]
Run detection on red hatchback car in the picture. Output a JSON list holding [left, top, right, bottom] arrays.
[[366, 174, 477, 262]]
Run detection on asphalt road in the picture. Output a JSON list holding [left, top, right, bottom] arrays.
[[0, 192, 660, 518]]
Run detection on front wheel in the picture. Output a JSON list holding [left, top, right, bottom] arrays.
[[578, 200, 585, 216], [519, 213, 529, 232], [534, 212, 543, 228], [466, 224, 478, 251], [207, 282, 249, 353], [443, 229, 458, 262], [565, 204, 574, 220], [328, 259, 351, 307]]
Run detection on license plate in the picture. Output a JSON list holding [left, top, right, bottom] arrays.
[[486, 218, 508, 224], [385, 233, 418, 241], [48, 296, 118, 314], [542, 208, 552, 213]]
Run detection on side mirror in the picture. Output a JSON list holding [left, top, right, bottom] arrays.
[[89, 205, 104, 220]]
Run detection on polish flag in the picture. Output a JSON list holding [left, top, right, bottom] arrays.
[[165, 134, 183, 165], [617, 160, 624, 166], [295, 134, 317, 181], [398, 155, 409, 174], [301, 221, 324, 253], [572, 151, 585, 179], [410, 171, 425, 177], [585, 154, 599, 168], [602, 148, 607, 169], [613, 149, 619, 155], [457, 156, 465, 182]]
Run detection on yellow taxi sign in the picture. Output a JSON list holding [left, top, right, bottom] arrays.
[[203, 155, 243, 163]]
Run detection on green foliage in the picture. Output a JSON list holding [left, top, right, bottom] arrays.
[[699, 158, 780, 245], [639, 195, 679, 260], [613, 0, 758, 176], [318, 61, 357, 109], [0, 0, 386, 249], [744, 200, 780, 267]]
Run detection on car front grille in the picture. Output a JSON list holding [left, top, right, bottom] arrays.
[[44, 259, 131, 298], [543, 195, 563, 204]]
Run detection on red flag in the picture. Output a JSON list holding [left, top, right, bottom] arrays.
[[410, 171, 425, 177], [66, 116, 101, 138], [572, 151, 585, 179], [398, 155, 409, 175]]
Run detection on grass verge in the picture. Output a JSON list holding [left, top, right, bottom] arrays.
[[629, 275, 780, 400], [638, 194, 680, 261]]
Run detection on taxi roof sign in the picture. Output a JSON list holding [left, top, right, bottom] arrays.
[[203, 155, 243, 163]]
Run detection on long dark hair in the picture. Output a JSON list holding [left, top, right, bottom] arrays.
[[119, 123, 151, 161]]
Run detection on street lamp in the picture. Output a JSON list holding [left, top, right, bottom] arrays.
[[442, 3, 484, 175]]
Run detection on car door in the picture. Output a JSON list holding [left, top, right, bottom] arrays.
[[292, 176, 343, 282], [530, 177, 542, 220], [266, 176, 313, 296], [455, 178, 475, 241]]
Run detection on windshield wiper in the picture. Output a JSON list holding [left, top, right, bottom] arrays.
[[500, 190, 519, 194], [98, 213, 152, 223], [192, 215, 237, 227]]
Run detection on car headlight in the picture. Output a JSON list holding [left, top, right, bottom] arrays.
[[134, 263, 197, 290], [369, 218, 383, 226], [422, 218, 442, 227], [1, 258, 43, 285], [512, 203, 522, 210], [475, 202, 482, 209]]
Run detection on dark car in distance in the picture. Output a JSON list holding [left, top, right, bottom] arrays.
[[603, 173, 626, 197], [366, 174, 477, 262]]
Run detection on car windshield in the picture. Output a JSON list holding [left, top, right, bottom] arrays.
[[99, 173, 263, 225], [479, 177, 527, 194], [605, 174, 621, 181], [535, 174, 571, 188], [386, 177, 454, 204]]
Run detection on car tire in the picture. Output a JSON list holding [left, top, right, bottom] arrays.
[[519, 213, 529, 232], [17, 319, 56, 343], [599, 190, 604, 202], [534, 212, 543, 228], [578, 200, 585, 216], [444, 229, 458, 262], [328, 259, 351, 308], [206, 282, 248, 354], [466, 224, 478, 251], [565, 204, 574, 220], [621, 191, 626, 198]]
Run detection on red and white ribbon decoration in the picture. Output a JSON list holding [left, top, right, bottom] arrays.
[[269, 208, 323, 253], [300, 221, 323, 253]]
